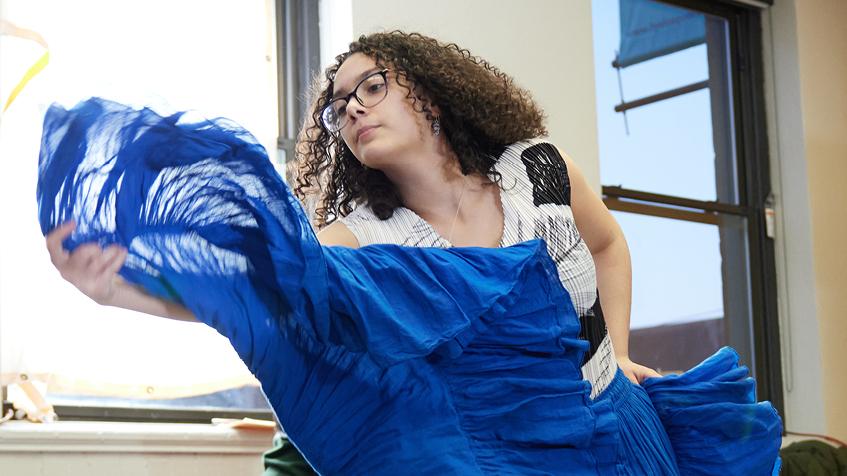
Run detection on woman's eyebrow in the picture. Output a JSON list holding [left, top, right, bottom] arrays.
[[331, 68, 382, 100]]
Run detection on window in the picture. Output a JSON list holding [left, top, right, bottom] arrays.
[[0, 0, 317, 422], [276, 0, 321, 165], [591, 0, 782, 410]]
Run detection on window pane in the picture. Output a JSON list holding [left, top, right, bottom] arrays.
[[0, 0, 276, 416], [619, 212, 724, 330], [600, 88, 718, 200], [592, 0, 739, 204], [615, 211, 753, 373]]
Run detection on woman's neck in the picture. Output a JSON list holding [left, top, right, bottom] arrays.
[[379, 147, 468, 219]]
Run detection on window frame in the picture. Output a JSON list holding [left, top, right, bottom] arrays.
[[0, 0, 320, 425], [276, 0, 321, 162], [601, 0, 783, 417]]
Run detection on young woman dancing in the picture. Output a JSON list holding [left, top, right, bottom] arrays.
[[40, 31, 781, 475]]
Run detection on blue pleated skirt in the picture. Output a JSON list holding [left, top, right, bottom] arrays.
[[589, 348, 782, 476], [597, 370, 680, 475]]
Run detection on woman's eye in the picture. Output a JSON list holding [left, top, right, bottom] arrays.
[[334, 104, 347, 116], [367, 83, 384, 94]]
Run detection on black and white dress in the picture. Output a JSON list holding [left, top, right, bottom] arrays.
[[341, 139, 617, 398]]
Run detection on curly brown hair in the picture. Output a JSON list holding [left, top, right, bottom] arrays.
[[294, 31, 547, 227]]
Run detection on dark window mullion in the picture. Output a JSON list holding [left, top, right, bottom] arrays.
[[732, 7, 784, 419], [604, 197, 721, 225], [603, 185, 748, 215], [276, 0, 321, 162]]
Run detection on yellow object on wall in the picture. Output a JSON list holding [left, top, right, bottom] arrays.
[[0, 19, 49, 113]]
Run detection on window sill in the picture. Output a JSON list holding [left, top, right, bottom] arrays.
[[0, 420, 275, 454]]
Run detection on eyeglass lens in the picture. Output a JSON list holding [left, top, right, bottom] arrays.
[[323, 71, 387, 132]]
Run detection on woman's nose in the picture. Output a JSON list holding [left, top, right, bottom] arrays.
[[345, 100, 367, 121]]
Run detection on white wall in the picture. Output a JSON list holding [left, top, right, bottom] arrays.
[[764, 0, 847, 440], [346, 0, 602, 191], [762, 0, 827, 436]]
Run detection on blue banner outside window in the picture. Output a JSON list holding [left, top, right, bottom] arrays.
[[616, 0, 705, 68]]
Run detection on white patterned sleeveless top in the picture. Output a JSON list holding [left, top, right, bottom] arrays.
[[340, 139, 618, 398]]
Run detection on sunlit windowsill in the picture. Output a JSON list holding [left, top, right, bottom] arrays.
[[0, 420, 275, 454]]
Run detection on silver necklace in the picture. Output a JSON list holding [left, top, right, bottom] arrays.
[[446, 176, 468, 245]]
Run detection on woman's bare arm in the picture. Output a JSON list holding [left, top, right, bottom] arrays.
[[557, 149, 661, 383], [46, 218, 359, 322]]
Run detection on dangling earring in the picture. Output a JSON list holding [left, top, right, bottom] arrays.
[[431, 117, 441, 137]]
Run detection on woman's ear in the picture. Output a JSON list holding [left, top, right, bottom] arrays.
[[411, 84, 440, 117], [420, 96, 440, 120]]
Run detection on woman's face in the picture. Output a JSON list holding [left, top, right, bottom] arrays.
[[330, 53, 434, 169]]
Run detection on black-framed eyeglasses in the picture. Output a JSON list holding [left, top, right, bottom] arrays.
[[321, 69, 389, 133]]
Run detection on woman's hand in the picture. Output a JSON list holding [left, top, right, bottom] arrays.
[[617, 356, 662, 385], [46, 221, 197, 321], [46, 221, 128, 306]]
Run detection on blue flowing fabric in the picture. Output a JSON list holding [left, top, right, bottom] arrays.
[[37, 98, 782, 475], [642, 347, 783, 475]]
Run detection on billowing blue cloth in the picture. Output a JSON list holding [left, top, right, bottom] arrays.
[[37, 98, 782, 475], [643, 347, 783, 475]]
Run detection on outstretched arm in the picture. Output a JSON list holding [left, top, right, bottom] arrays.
[[46, 221, 197, 322], [45, 219, 357, 322]]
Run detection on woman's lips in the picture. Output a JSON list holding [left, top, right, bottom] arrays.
[[357, 125, 379, 142]]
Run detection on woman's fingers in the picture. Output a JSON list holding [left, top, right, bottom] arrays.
[[633, 364, 661, 384], [92, 245, 122, 274], [66, 243, 102, 271], [623, 369, 639, 384], [618, 357, 662, 384], [643, 367, 662, 379], [45, 221, 129, 305], [99, 246, 128, 276], [45, 221, 75, 266]]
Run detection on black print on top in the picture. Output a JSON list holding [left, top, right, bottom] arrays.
[[520, 143, 571, 207], [579, 291, 610, 365]]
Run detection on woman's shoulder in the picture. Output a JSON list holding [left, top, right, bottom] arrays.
[[498, 138, 576, 172], [336, 204, 427, 247], [496, 138, 570, 171], [499, 137, 565, 160], [317, 220, 360, 248], [496, 138, 574, 206]]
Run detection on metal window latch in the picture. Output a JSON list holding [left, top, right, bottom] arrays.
[[764, 193, 776, 239]]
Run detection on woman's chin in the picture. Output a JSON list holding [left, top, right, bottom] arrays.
[[357, 143, 392, 168]]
